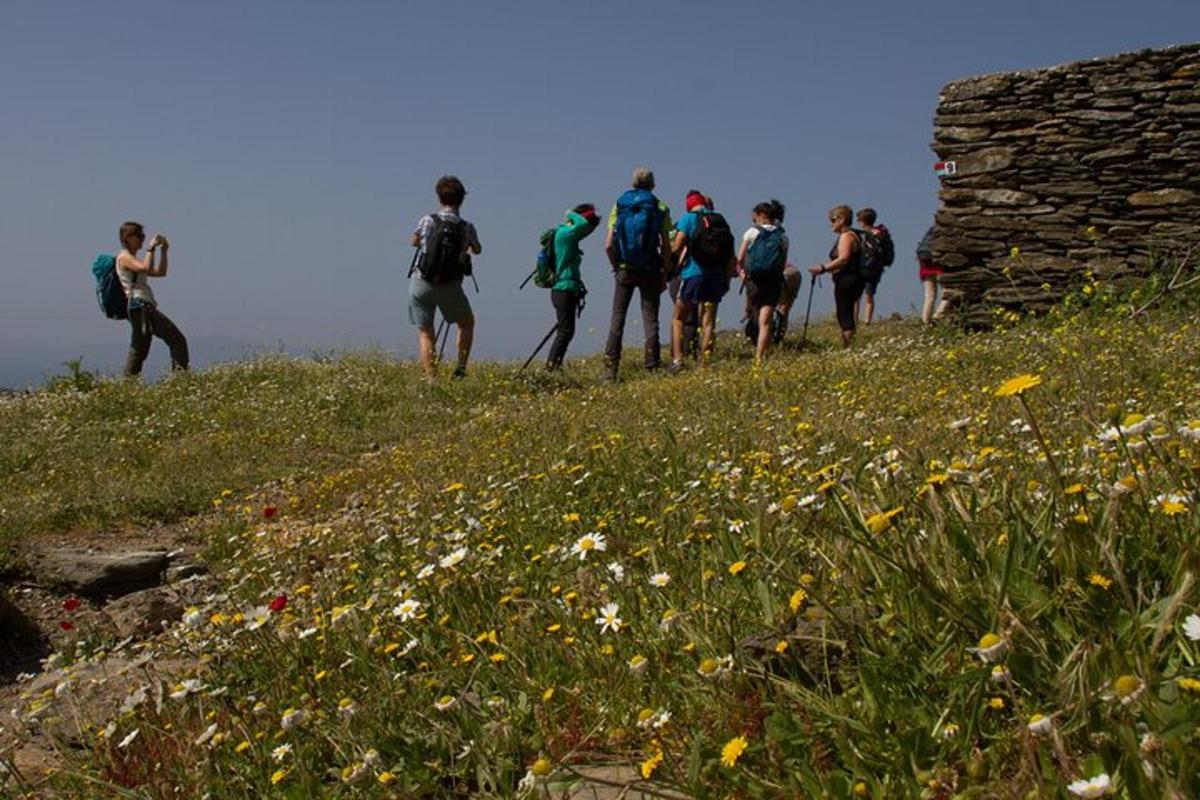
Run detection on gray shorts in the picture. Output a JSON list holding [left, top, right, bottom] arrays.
[[408, 277, 473, 329]]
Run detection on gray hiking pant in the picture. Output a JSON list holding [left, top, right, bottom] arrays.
[[604, 269, 663, 370], [125, 303, 189, 377]]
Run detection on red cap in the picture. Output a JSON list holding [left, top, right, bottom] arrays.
[[686, 191, 707, 211], [576, 204, 599, 225]]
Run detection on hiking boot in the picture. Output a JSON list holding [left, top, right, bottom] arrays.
[[452, 366, 467, 379], [666, 361, 684, 375]]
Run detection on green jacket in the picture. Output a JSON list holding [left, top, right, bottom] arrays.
[[551, 211, 595, 293]]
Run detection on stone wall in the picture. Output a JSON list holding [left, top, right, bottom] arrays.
[[931, 43, 1200, 324]]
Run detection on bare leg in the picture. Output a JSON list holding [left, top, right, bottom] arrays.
[[755, 304, 772, 364], [417, 326, 437, 376], [699, 302, 717, 364], [671, 300, 688, 363], [864, 294, 875, 324], [456, 314, 475, 371]]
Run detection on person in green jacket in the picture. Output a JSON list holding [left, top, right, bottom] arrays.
[[546, 204, 600, 369]]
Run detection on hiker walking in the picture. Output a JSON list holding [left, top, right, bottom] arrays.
[[115, 221, 189, 377], [602, 168, 674, 382], [854, 207, 895, 325], [917, 225, 948, 325], [737, 200, 789, 365], [809, 204, 865, 348], [544, 204, 600, 369], [409, 175, 481, 378], [670, 191, 734, 370]]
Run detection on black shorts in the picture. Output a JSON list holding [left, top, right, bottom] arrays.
[[833, 272, 865, 331], [744, 272, 783, 309]]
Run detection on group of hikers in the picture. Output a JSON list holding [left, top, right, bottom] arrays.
[[96, 168, 943, 380], [405, 168, 906, 379]]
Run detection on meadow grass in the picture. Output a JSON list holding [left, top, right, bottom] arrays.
[[7, 283, 1200, 798]]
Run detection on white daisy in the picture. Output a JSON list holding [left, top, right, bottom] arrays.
[[649, 573, 671, 588], [595, 602, 622, 634], [1183, 613, 1200, 641], [391, 599, 421, 621], [572, 533, 607, 560], [439, 547, 468, 569], [1067, 772, 1113, 797]]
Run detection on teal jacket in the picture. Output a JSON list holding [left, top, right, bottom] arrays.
[[551, 211, 595, 293]]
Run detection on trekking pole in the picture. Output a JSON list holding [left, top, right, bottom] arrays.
[[521, 324, 559, 371], [518, 268, 536, 290], [407, 247, 420, 279], [800, 274, 818, 349], [437, 318, 452, 363]]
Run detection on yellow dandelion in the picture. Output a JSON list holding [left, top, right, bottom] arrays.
[[640, 748, 664, 779], [994, 373, 1042, 398], [728, 560, 747, 576], [789, 588, 807, 613], [720, 735, 748, 767], [378, 771, 397, 785], [1088, 573, 1113, 590], [530, 757, 552, 777], [865, 507, 903, 535], [270, 768, 290, 785]]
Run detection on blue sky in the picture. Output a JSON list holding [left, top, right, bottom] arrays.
[[3, 0, 1198, 385]]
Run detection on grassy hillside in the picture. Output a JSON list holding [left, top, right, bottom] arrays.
[[6, 291, 1200, 798]]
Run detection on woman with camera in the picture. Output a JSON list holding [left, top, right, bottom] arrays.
[[115, 220, 189, 377]]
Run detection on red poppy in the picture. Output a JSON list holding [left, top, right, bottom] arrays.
[[59, 621, 75, 631], [263, 506, 278, 519], [63, 598, 82, 613], [269, 594, 288, 613]]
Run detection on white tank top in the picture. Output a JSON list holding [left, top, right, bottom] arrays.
[[117, 251, 156, 305]]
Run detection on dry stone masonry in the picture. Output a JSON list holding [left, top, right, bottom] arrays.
[[931, 43, 1200, 324]]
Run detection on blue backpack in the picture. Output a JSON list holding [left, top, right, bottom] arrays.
[[744, 226, 786, 275], [92, 254, 128, 320], [613, 189, 662, 269]]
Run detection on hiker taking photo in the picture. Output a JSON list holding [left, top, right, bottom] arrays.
[[670, 191, 734, 370], [114, 221, 189, 377], [540, 204, 600, 370], [737, 199, 789, 366], [602, 168, 674, 382], [809, 204, 865, 348], [409, 175, 481, 378]]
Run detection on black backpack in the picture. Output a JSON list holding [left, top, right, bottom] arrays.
[[690, 212, 734, 272], [419, 215, 468, 284], [856, 228, 885, 279], [916, 226, 934, 261], [876, 225, 895, 268]]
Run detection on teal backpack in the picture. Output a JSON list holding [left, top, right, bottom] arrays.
[[534, 228, 558, 288], [744, 226, 786, 275], [92, 254, 128, 320]]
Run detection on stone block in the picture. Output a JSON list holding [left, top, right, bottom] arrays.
[[32, 550, 168, 598], [1127, 189, 1196, 207], [104, 587, 184, 639]]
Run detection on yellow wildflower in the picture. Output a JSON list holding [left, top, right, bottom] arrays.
[[994, 373, 1042, 397], [789, 588, 807, 613], [641, 748, 664, 779], [720, 735, 748, 767]]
